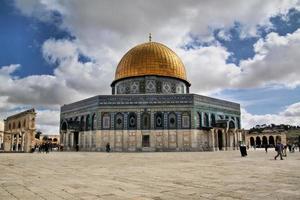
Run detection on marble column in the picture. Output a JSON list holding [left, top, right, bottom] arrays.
[[16, 134, 19, 151], [10, 134, 14, 151], [222, 131, 226, 151], [20, 133, 24, 151]]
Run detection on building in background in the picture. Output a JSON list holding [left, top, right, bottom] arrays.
[[37, 134, 60, 147], [3, 109, 36, 152], [46, 134, 60, 146], [245, 130, 287, 148], [60, 40, 243, 152], [244, 124, 299, 148]]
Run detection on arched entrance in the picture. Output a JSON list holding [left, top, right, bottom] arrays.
[[262, 136, 268, 147], [73, 132, 79, 149], [141, 112, 151, 130], [61, 121, 68, 145], [61, 121, 68, 131], [269, 136, 275, 147], [256, 136, 261, 148], [250, 137, 255, 147], [276, 136, 281, 144], [229, 121, 235, 129], [211, 114, 216, 127], [217, 130, 223, 150]]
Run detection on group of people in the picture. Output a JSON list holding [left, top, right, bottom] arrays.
[[30, 143, 63, 153], [240, 141, 298, 159], [71, 143, 111, 152], [274, 142, 297, 160], [31, 142, 51, 153]]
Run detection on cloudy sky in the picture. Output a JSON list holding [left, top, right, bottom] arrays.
[[0, 0, 300, 134]]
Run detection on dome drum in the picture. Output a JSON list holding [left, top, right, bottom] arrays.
[[112, 75, 189, 95]]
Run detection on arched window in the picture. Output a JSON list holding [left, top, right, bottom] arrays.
[[168, 112, 177, 129], [80, 116, 84, 131], [85, 115, 90, 131], [269, 136, 275, 147], [115, 113, 124, 130], [250, 137, 255, 146], [155, 112, 164, 129], [211, 114, 216, 127], [204, 113, 209, 127], [23, 120, 26, 127], [197, 112, 202, 128], [262, 136, 268, 146], [61, 121, 68, 131], [91, 113, 96, 130], [128, 112, 137, 129], [8, 123, 11, 130], [102, 113, 110, 129], [141, 112, 151, 130], [229, 121, 235, 129], [256, 136, 261, 147], [181, 112, 190, 128]]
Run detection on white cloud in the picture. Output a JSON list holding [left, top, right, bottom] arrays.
[[180, 46, 240, 94], [281, 102, 300, 117], [14, 0, 299, 49], [217, 30, 232, 41], [12, 1, 300, 95], [242, 102, 300, 129], [1, 1, 298, 133], [236, 29, 300, 89], [36, 109, 60, 134]]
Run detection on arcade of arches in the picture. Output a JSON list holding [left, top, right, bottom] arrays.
[[246, 132, 287, 148], [3, 109, 36, 152], [60, 111, 244, 152]]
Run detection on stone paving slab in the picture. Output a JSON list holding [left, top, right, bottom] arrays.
[[0, 150, 299, 200]]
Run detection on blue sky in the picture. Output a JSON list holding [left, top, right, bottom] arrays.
[[0, 0, 299, 133], [0, 1, 73, 77]]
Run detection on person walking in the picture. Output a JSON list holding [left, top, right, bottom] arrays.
[[106, 143, 111, 153], [274, 142, 284, 160], [265, 144, 268, 153], [283, 145, 288, 157], [45, 142, 49, 154]]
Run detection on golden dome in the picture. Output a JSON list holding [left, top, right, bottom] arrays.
[[114, 42, 188, 82]]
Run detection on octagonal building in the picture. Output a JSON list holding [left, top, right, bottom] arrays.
[[60, 40, 243, 152]]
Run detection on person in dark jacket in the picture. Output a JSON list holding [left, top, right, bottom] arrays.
[[265, 144, 268, 153], [106, 143, 111, 152], [239, 141, 247, 157], [274, 142, 284, 160]]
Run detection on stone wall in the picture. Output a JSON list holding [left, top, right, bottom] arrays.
[[61, 128, 243, 152]]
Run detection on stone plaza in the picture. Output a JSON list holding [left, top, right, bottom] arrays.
[[0, 150, 299, 200]]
